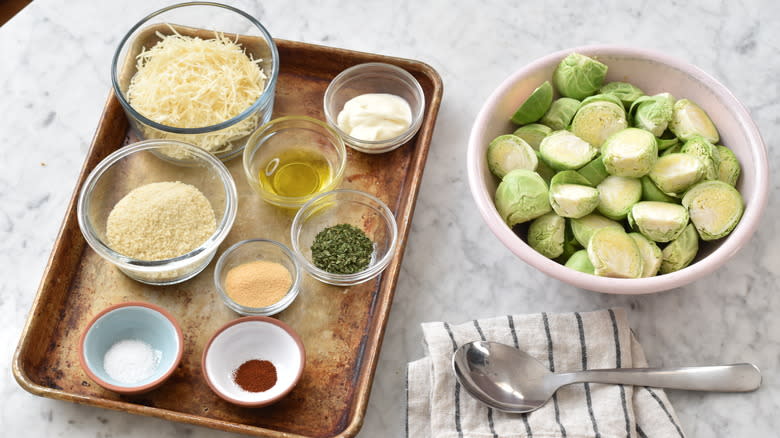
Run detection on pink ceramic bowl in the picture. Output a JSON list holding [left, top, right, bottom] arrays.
[[467, 45, 769, 294]]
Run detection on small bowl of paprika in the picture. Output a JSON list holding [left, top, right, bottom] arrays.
[[201, 316, 305, 407], [214, 239, 302, 316]]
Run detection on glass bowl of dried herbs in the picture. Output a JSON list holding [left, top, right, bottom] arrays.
[[290, 189, 398, 286]]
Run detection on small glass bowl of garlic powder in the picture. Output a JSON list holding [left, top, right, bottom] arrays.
[[324, 63, 425, 154]]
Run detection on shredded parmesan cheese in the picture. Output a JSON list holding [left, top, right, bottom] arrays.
[[127, 31, 267, 154], [106, 181, 217, 261]]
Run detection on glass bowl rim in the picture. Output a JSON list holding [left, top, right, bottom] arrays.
[[110, 1, 280, 135], [76, 139, 238, 269]]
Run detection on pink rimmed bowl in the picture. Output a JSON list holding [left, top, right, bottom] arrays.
[[466, 45, 769, 294]]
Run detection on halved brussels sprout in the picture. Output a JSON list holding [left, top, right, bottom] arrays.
[[577, 156, 609, 186], [628, 201, 689, 242], [570, 98, 628, 148], [660, 223, 699, 274], [495, 169, 551, 226], [513, 124, 552, 150], [552, 53, 608, 100], [539, 130, 599, 170], [640, 176, 679, 203], [601, 128, 658, 178], [716, 145, 741, 186], [528, 212, 566, 258], [682, 180, 744, 241], [600, 81, 645, 109], [629, 93, 675, 137], [628, 233, 662, 277], [540, 97, 580, 130], [596, 176, 642, 220], [587, 227, 643, 278], [549, 171, 599, 218], [511, 81, 554, 125], [570, 213, 624, 247], [565, 249, 595, 274], [486, 134, 539, 179], [648, 153, 705, 194], [669, 98, 719, 143], [681, 136, 720, 181]]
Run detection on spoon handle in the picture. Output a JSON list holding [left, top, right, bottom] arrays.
[[553, 363, 761, 392]]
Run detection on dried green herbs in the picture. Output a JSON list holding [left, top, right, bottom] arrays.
[[311, 224, 374, 274]]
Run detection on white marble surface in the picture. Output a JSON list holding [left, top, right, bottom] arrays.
[[1, 0, 778, 436]]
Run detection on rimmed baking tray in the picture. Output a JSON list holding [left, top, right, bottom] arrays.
[[13, 39, 443, 438]]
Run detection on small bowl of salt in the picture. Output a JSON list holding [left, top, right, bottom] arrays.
[[79, 301, 183, 395]]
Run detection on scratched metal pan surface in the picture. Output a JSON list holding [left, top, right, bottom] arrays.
[[13, 39, 443, 438]]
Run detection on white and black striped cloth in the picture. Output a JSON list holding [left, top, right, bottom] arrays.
[[406, 308, 685, 438]]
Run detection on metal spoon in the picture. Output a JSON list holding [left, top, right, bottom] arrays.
[[452, 341, 761, 413]]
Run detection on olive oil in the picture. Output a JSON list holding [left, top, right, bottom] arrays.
[[259, 148, 332, 198]]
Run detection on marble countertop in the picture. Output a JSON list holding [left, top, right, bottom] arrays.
[[2, 0, 778, 436]]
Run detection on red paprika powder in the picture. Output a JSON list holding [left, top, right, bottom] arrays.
[[233, 359, 277, 392]]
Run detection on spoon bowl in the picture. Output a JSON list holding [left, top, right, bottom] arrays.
[[453, 341, 762, 413]]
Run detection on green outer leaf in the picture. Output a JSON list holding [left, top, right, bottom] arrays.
[[570, 213, 624, 247], [660, 223, 699, 274], [527, 212, 566, 259], [513, 124, 552, 150], [565, 249, 595, 274], [600, 81, 645, 109], [540, 97, 580, 130], [511, 81, 554, 125], [550, 170, 593, 187], [486, 134, 539, 179], [640, 176, 679, 203], [716, 145, 741, 186], [494, 169, 551, 226], [577, 156, 609, 186], [553, 53, 608, 99]]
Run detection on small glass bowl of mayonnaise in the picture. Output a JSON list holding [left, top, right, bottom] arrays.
[[323, 63, 425, 154]]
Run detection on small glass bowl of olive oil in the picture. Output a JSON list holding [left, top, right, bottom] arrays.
[[243, 116, 347, 208]]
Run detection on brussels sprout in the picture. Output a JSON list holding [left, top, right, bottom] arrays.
[[552, 53, 608, 99], [539, 131, 599, 170], [570, 98, 628, 148], [511, 81, 554, 125], [629, 93, 675, 137], [716, 145, 741, 186], [660, 223, 699, 274], [528, 212, 566, 258], [513, 124, 552, 150], [577, 156, 609, 186], [669, 98, 719, 143], [601, 128, 659, 178], [565, 249, 595, 274], [640, 176, 679, 203], [570, 213, 624, 247], [549, 171, 599, 218], [682, 180, 744, 241], [600, 81, 645, 108], [629, 233, 663, 277], [648, 153, 705, 195], [628, 201, 689, 242], [587, 227, 643, 278], [495, 169, 551, 226], [681, 136, 720, 181], [540, 97, 580, 130], [486, 134, 539, 179], [596, 176, 642, 220]]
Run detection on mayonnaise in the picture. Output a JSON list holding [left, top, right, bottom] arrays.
[[336, 93, 412, 142]]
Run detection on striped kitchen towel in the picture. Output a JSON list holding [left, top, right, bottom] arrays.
[[407, 308, 685, 438]]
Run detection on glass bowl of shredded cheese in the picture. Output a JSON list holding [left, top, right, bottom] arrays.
[[77, 140, 238, 285], [111, 2, 279, 161]]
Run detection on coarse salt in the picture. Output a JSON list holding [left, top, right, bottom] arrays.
[[103, 339, 162, 384]]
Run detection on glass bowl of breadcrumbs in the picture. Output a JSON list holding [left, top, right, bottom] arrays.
[[77, 140, 238, 285]]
